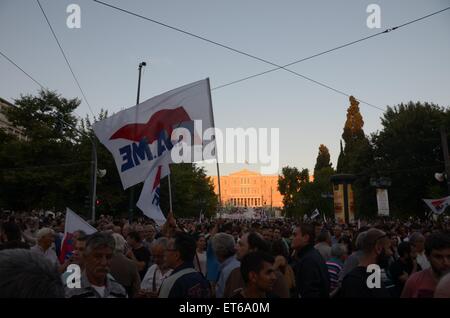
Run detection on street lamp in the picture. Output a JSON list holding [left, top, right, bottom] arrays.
[[129, 61, 147, 221]]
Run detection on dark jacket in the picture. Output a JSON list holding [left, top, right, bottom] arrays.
[[168, 262, 211, 298], [110, 253, 141, 298], [293, 244, 330, 298]]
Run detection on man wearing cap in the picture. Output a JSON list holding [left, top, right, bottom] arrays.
[[339, 228, 393, 297]]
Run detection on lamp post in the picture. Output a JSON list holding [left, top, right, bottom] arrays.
[[128, 61, 147, 222]]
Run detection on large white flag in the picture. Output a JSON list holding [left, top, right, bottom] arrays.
[[423, 196, 450, 215], [136, 163, 170, 226], [93, 79, 215, 190]]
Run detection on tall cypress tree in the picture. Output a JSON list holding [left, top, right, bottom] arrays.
[[336, 140, 345, 173], [314, 144, 332, 176]]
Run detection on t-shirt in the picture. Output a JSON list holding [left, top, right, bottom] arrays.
[[30, 245, 59, 268], [141, 264, 173, 292], [206, 241, 220, 282], [401, 268, 437, 298], [389, 259, 422, 297], [416, 252, 431, 270], [326, 258, 343, 292], [132, 246, 151, 280], [339, 266, 392, 298]]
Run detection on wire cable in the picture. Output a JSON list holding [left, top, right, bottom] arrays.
[[36, 0, 96, 118]]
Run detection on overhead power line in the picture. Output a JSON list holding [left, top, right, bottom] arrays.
[[90, 3, 450, 111], [0, 50, 46, 89], [92, 0, 384, 111], [212, 6, 450, 91], [36, 0, 96, 118]]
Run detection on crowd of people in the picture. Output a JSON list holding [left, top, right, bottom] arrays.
[[0, 209, 450, 298]]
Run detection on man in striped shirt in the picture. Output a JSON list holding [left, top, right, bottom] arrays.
[[326, 243, 348, 295]]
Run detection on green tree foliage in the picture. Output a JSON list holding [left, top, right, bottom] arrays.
[[158, 163, 217, 219], [371, 102, 450, 217], [278, 166, 309, 217], [335, 96, 376, 217], [0, 90, 83, 212]]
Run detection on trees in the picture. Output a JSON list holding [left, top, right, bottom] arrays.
[[371, 102, 450, 217], [0, 90, 218, 219], [337, 96, 371, 174], [336, 100, 450, 218], [158, 163, 217, 219], [314, 144, 332, 176], [0, 90, 84, 212], [278, 166, 309, 217], [336, 96, 376, 217]]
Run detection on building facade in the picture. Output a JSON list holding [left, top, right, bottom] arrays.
[[211, 169, 283, 208], [0, 98, 26, 140]]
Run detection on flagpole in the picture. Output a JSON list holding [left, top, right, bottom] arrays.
[[206, 78, 222, 217], [168, 170, 173, 213]]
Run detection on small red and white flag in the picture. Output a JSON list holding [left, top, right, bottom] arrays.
[[136, 164, 170, 226], [59, 208, 97, 263], [423, 196, 450, 215]]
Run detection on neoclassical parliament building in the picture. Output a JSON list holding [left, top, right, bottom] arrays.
[[211, 169, 283, 208]]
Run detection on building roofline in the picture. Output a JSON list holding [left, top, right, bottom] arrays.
[[0, 97, 15, 107]]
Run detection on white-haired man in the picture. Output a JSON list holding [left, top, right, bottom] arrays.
[[30, 227, 59, 268], [65, 232, 127, 298], [139, 237, 173, 297], [211, 232, 240, 298]]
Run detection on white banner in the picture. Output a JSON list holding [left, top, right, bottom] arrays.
[[376, 189, 390, 216]]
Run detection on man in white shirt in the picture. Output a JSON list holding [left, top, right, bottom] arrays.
[[139, 237, 173, 297], [30, 227, 59, 268], [409, 232, 431, 270]]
